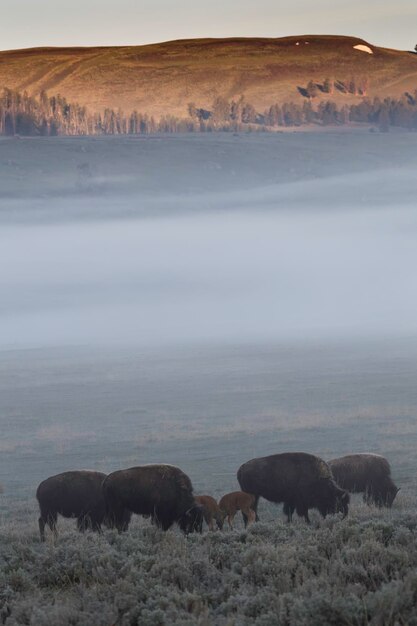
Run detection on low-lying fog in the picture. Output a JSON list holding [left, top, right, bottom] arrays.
[[1, 199, 417, 349], [1, 133, 417, 500]]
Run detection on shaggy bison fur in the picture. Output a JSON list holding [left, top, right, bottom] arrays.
[[102, 464, 203, 533], [328, 453, 399, 507], [237, 452, 350, 523], [36, 470, 128, 541]]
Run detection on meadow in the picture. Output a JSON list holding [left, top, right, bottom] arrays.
[[1, 133, 417, 624], [1, 340, 417, 625]]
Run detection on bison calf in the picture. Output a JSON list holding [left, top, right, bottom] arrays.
[[328, 453, 399, 507], [218, 491, 256, 529], [102, 464, 203, 534], [238, 452, 349, 523], [36, 470, 122, 541], [195, 495, 224, 531]]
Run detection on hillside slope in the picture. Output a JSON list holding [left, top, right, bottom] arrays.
[[0, 35, 416, 116]]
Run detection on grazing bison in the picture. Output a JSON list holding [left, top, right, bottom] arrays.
[[36, 470, 128, 541], [328, 453, 400, 507], [102, 464, 203, 534], [195, 495, 224, 531], [218, 491, 257, 529], [237, 452, 349, 523]]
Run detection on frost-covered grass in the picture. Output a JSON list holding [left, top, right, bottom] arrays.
[[2, 341, 417, 623], [1, 497, 417, 626]]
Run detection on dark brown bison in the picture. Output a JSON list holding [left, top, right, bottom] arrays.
[[328, 453, 400, 507], [195, 495, 224, 531], [237, 452, 350, 523], [102, 464, 203, 534], [36, 470, 130, 541]]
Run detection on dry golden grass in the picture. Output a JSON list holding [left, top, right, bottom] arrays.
[[0, 35, 416, 117]]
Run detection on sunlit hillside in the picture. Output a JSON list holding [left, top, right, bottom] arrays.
[[0, 35, 416, 116]]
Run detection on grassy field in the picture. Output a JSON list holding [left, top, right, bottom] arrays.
[[0, 35, 416, 116], [1, 341, 417, 625], [1, 505, 417, 626]]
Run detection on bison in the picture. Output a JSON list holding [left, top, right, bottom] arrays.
[[102, 464, 203, 534], [237, 452, 350, 523], [328, 453, 400, 507], [218, 491, 257, 529], [36, 470, 130, 541], [195, 495, 224, 531]]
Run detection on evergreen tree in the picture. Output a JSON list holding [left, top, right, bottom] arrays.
[[306, 80, 318, 99], [302, 100, 315, 123], [323, 78, 334, 95], [241, 102, 257, 124], [348, 77, 358, 95], [211, 96, 231, 125], [378, 105, 390, 132], [230, 96, 245, 123]]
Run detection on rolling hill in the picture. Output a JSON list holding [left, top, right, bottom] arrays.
[[0, 35, 416, 117]]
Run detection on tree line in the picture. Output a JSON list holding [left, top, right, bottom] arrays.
[[300, 76, 370, 99], [1, 87, 417, 136]]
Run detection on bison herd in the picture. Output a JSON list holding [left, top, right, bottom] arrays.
[[36, 452, 399, 541]]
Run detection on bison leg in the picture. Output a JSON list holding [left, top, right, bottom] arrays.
[[241, 511, 248, 528], [243, 508, 256, 526], [38, 516, 46, 542], [78, 515, 101, 533], [227, 513, 235, 530], [363, 489, 373, 506], [77, 515, 89, 533], [252, 496, 260, 522], [91, 517, 103, 533], [283, 502, 294, 523], [38, 505, 51, 540], [112, 511, 131, 533], [47, 512, 58, 535], [295, 503, 310, 524], [153, 509, 173, 531], [38, 508, 57, 541], [119, 512, 131, 532], [203, 509, 213, 531], [195, 513, 204, 533], [373, 490, 385, 508]]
